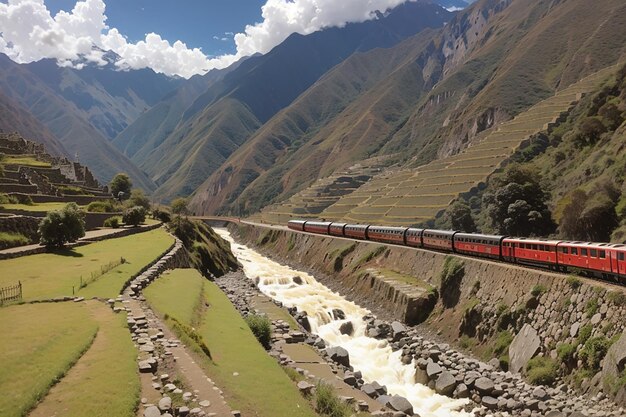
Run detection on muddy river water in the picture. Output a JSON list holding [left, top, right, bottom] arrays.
[[216, 228, 473, 417]]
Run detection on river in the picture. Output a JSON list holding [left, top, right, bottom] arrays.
[[215, 228, 473, 417]]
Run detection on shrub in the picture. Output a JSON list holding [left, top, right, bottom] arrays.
[[0, 193, 18, 204], [530, 284, 547, 297], [526, 357, 559, 385], [171, 197, 188, 215], [314, 382, 350, 417], [152, 208, 171, 223], [579, 336, 611, 371], [567, 276, 582, 289], [122, 206, 146, 227], [586, 298, 599, 318], [493, 331, 513, 357], [577, 324, 593, 345], [87, 200, 116, 213], [128, 189, 150, 210], [557, 343, 576, 363], [103, 216, 122, 228], [110, 173, 132, 200], [13, 194, 33, 205], [0, 232, 30, 249], [245, 314, 271, 349], [38, 203, 85, 248], [607, 291, 626, 306]]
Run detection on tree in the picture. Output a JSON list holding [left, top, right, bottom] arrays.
[[123, 206, 146, 227], [171, 197, 188, 215], [578, 117, 607, 146], [128, 189, 150, 210], [39, 202, 85, 247], [110, 173, 132, 200], [440, 201, 476, 232]]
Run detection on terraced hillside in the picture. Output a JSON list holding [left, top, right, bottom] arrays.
[[253, 157, 391, 225], [314, 65, 618, 226]]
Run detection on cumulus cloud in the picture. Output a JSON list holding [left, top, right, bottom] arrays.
[[0, 0, 414, 78]]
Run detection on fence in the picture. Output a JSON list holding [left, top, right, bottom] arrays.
[[0, 281, 22, 304]]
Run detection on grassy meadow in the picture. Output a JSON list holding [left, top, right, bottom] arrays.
[[0, 228, 174, 301], [145, 268, 318, 417], [0, 303, 99, 417]]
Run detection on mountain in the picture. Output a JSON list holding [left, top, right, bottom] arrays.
[[0, 89, 69, 157], [25, 58, 182, 140], [189, 0, 626, 216], [129, 1, 452, 202], [0, 53, 156, 191]]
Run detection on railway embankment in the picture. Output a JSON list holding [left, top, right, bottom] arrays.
[[232, 224, 626, 406]]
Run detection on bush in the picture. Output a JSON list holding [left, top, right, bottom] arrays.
[[87, 200, 116, 213], [103, 216, 122, 228], [152, 208, 171, 223], [171, 197, 188, 215], [245, 314, 271, 349], [526, 357, 559, 385], [110, 173, 132, 200], [577, 324, 593, 345], [13, 194, 33, 205], [38, 202, 85, 248], [607, 291, 626, 306], [586, 298, 599, 318], [0, 232, 30, 249], [579, 336, 611, 371], [530, 284, 547, 297], [314, 382, 350, 417], [567, 276, 582, 289], [557, 343, 576, 364], [0, 193, 18, 204], [122, 206, 146, 227], [493, 331, 514, 357], [128, 189, 150, 210]]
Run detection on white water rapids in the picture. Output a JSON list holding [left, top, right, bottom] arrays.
[[216, 228, 473, 417]]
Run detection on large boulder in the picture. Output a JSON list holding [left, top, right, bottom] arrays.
[[602, 329, 626, 402], [435, 371, 457, 396], [327, 346, 350, 367], [386, 395, 414, 415], [474, 377, 495, 395], [144, 406, 161, 417], [390, 321, 407, 341], [339, 321, 354, 336], [508, 324, 541, 374]]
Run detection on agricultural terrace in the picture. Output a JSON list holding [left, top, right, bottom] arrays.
[[144, 268, 318, 417], [0, 227, 174, 301]]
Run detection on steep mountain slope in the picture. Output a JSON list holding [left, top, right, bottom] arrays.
[[0, 90, 68, 157], [0, 54, 155, 191], [139, 1, 451, 202], [190, 0, 626, 217], [25, 58, 181, 140]]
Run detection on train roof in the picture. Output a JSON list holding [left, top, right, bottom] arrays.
[[503, 237, 562, 245], [455, 232, 505, 240], [558, 241, 626, 249], [423, 229, 457, 235]]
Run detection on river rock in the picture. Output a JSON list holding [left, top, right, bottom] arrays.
[[297, 380, 314, 395], [387, 395, 414, 415], [144, 406, 161, 417], [293, 276, 303, 285], [482, 396, 498, 410], [474, 377, 495, 395], [343, 372, 357, 386], [391, 321, 407, 341], [509, 324, 541, 374], [327, 346, 350, 367], [426, 361, 443, 379], [435, 371, 457, 396], [453, 383, 469, 398], [158, 396, 172, 411], [339, 321, 354, 336], [332, 309, 346, 320]]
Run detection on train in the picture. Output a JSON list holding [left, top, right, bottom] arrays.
[[287, 220, 626, 284]]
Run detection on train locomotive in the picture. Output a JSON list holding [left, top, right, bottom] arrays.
[[287, 220, 626, 283]]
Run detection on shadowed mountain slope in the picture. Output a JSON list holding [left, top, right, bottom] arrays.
[[134, 1, 451, 201], [189, 0, 626, 217]]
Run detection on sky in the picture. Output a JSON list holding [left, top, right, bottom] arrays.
[[0, 0, 450, 78]]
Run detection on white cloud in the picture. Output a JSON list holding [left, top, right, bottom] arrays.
[[0, 0, 414, 78]]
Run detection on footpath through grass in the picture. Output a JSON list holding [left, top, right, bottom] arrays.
[[29, 302, 139, 417], [0, 302, 98, 417], [0, 227, 174, 301], [145, 269, 317, 417]]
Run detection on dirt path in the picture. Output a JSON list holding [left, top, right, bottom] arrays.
[[123, 293, 233, 417]]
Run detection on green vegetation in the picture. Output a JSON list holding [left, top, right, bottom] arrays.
[[0, 228, 174, 301], [331, 243, 356, 272], [586, 297, 599, 318], [103, 216, 121, 228], [530, 284, 547, 297], [0, 303, 98, 417], [458, 335, 476, 350], [122, 206, 146, 226], [1, 155, 51, 167], [282, 366, 305, 383], [557, 343, 576, 364], [109, 173, 132, 200], [567, 276, 582, 289], [171, 197, 188, 215], [0, 202, 76, 212], [440, 256, 465, 307], [314, 382, 351, 417], [351, 246, 385, 271], [145, 269, 317, 417], [29, 303, 140, 417], [127, 189, 150, 210], [579, 336, 611, 371], [607, 291, 626, 306], [436, 200, 476, 232], [144, 269, 205, 325], [86, 200, 120, 213], [245, 313, 272, 349], [526, 356, 559, 385], [38, 203, 85, 248], [169, 217, 238, 277], [0, 231, 29, 249], [577, 324, 593, 345]]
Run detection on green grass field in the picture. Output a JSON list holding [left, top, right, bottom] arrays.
[[29, 302, 139, 417], [145, 269, 317, 417], [1, 155, 51, 168], [0, 303, 98, 417], [0, 228, 174, 301], [144, 269, 204, 325], [0, 202, 79, 212]]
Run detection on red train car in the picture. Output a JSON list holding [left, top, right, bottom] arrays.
[[287, 220, 307, 231], [502, 238, 560, 267], [422, 229, 456, 251], [344, 224, 369, 240], [367, 226, 408, 245], [329, 222, 347, 237], [405, 228, 424, 248], [303, 221, 332, 235], [454, 233, 504, 260], [557, 242, 626, 280]]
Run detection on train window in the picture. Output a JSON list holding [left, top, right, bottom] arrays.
[[532, 244, 538, 250], [538, 245, 544, 251], [571, 248, 578, 255], [581, 249, 588, 256], [590, 249, 597, 258], [619, 253, 625, 261], [599, 250, 606, 259], [562, 247, 569, 254]]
